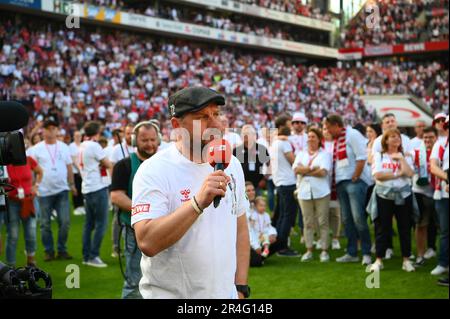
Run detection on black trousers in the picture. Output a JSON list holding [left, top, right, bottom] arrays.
[[375, 194, 413, 259], [73, 173, 84, 208]]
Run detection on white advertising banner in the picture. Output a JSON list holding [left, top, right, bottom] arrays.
[[361, 95, 433, 127]]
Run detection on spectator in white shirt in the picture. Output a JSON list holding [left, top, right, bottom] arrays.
[[429, 116, 449, 277], [79, 121, 113, 268], [293, 128, 332, 263], [28, 119, 76, 261], [269, 114, 300, 257], [288, 112, 308, 156], [369, 128, 416, 273], [410, 120, 426, 150], [372, 113, 412, 156], [432, 113, 449, 145]]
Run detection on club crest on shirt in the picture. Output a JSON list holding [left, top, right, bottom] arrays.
[[180, 189, 191, 202]]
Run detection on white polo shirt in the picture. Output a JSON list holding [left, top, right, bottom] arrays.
[[293, 148, 332, 200], [131, 144, 249, 299], [28, 141, 72, 197]]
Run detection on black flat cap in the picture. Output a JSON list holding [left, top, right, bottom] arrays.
[[168, 87, 225, 117]]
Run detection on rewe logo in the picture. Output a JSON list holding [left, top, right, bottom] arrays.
[[131, 204, 150, 216], [180, 189, 191, 202]]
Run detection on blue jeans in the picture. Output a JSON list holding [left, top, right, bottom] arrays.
[[83, 187, 109, 261], [435, 199, 449, 268], [337, 179, 371, 256], [122, 226, 143, 299], [3, 200, 37, 266], [275, 184, 298, 250], [267, 179, 275, 212], [39, 191, 70, 254]]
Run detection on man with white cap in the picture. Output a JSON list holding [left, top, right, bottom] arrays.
[[289, 112, 308, 156], [433, 113, 449, 145]]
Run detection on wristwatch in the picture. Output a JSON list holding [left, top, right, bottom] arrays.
[[236, 285, 251, 298]]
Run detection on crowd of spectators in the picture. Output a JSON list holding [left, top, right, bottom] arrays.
[[85, 0, 332, 22], [0, 14, 448, 142], [342, 0, 449, 48]]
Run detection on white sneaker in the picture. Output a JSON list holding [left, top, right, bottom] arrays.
[[85, 257, 108, 268], [301, 251, 313, 262], [368, 260, 384, 272], [384, 248, 394, 260], [320, 251, 330, 262], [331, 239, 341, 250], [362, 255, 372, 266], [402, 260, 415, 272], [424, 248, 437, 260], [430, 265, 449, 276], [336, 254, 359, 263], [73, 206, 86, 216], [315, 241, 322, 250]]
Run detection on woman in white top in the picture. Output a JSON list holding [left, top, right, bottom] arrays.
[[370, 128, 416, 273], [293, 128, 332, 262]]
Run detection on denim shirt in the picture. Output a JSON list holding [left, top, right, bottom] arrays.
[[335, 127, 372, 186]]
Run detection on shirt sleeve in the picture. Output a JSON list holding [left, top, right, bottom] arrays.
[[94, 143, 107, 162], [430, 141, 441, 161], [110, 159, 130, 192], [63, 144, 73, 165], [320, 152, 332, 172], [372, 152, 383, 175], [131, 161, 170, 227], [348, 129, 367, 161], [282, 141, 294, 154], [372, 136, 382, 154], [27, 156, 37, 170]]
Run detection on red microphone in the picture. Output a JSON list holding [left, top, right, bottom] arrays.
[[207, 138, 232, 208]]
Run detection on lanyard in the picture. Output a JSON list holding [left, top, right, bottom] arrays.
[[45, 142, 58, 169], [307, 150, 319, 167]]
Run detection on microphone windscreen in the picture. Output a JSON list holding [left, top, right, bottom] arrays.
[[0, 101, 29, 132], [207, 138, 232, 169]]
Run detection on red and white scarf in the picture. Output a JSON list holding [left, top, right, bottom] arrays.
[[331, 128, 348, 200], [433, 138, 449, 199]]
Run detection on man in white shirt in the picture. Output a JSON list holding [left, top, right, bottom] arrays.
[[79, 121, 113, 268], [430, 115, 449, 277], [269, 114, 300, 257], [132, 87, 250, 299], [324, 114, 372, 266], [110, 123, 135, 164], [410, 120, 426, 150], [373, 113, 412, 155], [288, 112, 308, 156], [28, 119, 76, 261], [69, 130, 84, 216]]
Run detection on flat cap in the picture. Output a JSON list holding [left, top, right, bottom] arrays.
[[168, 87, 225, 117]]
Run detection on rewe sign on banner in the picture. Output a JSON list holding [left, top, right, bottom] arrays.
[[339, 41, 449, 60]]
